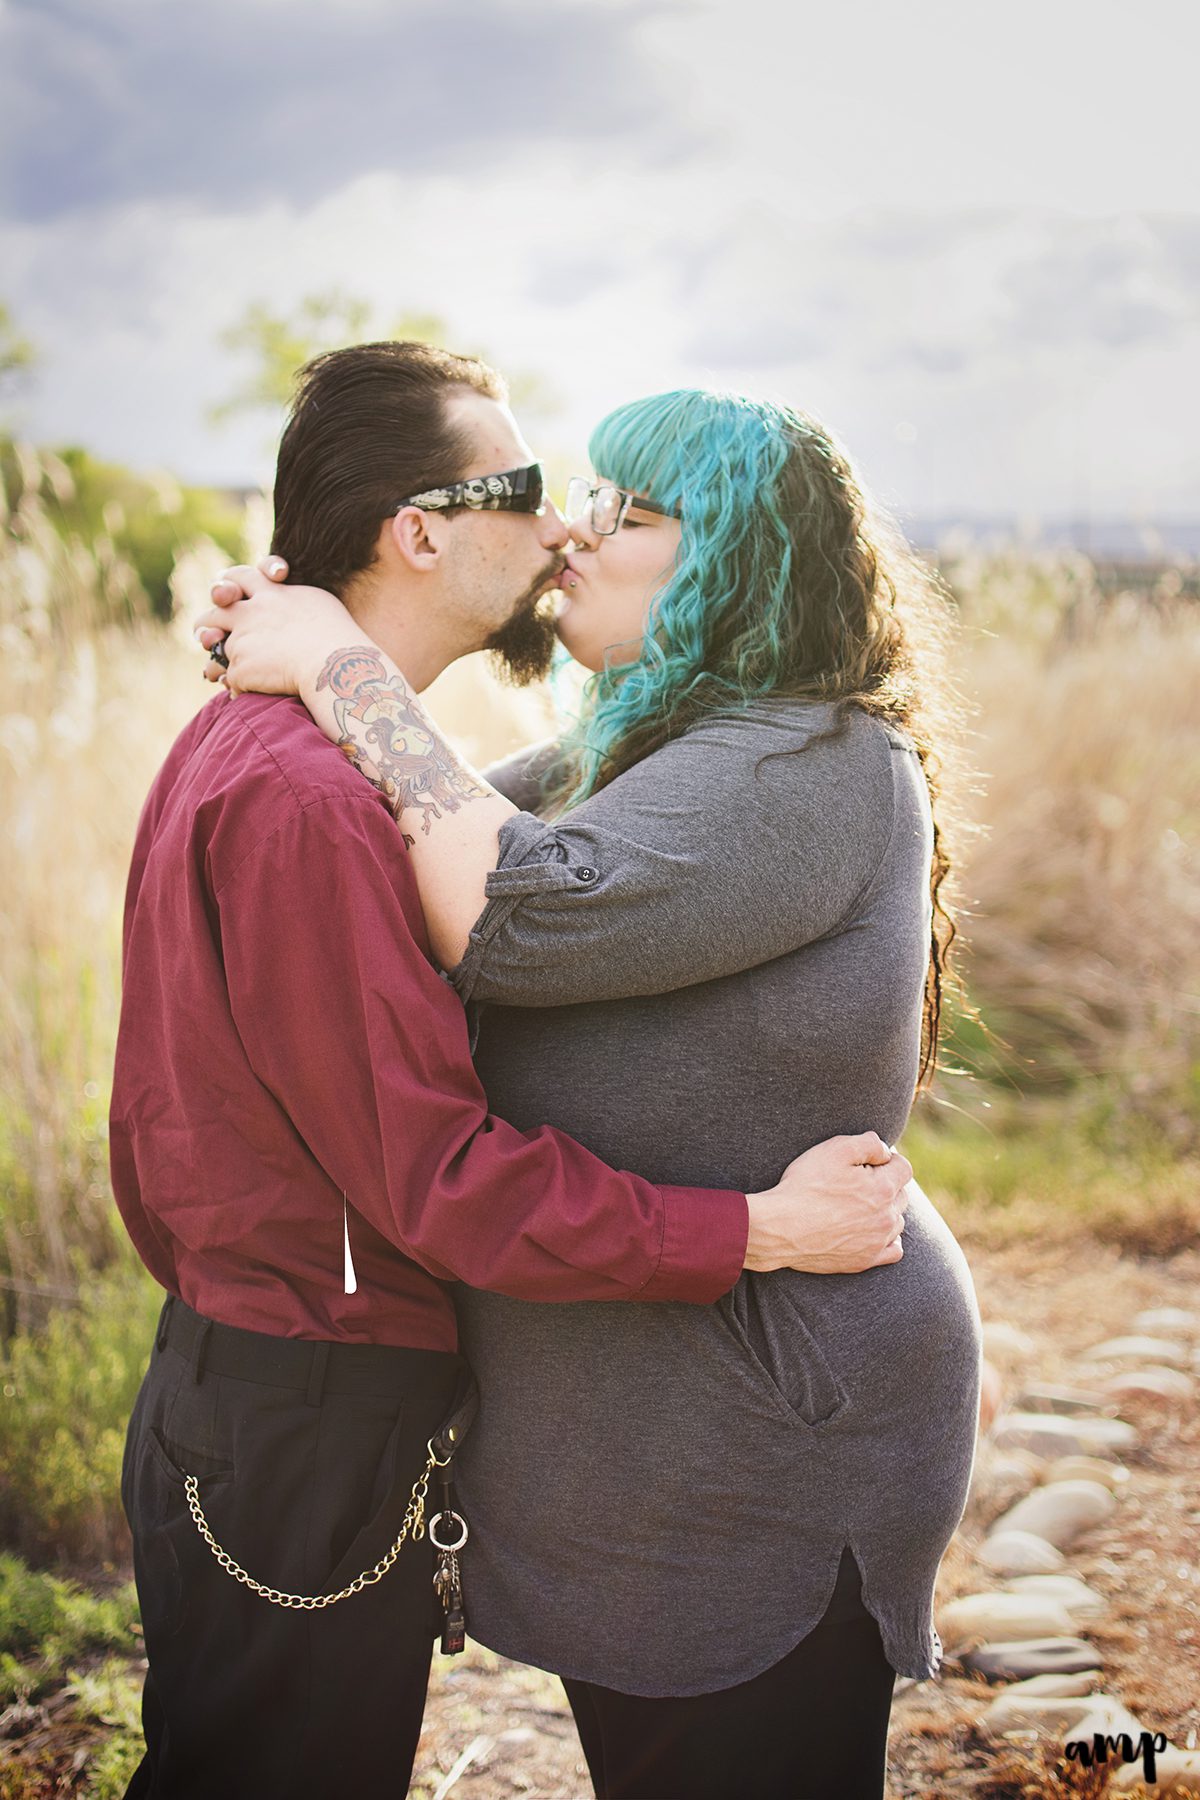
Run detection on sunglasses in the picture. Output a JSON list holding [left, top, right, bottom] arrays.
[[397, 462, 545, 516]]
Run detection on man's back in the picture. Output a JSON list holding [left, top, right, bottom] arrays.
[[112, 690, 744, 1351], [112, 689, 461, 1346]]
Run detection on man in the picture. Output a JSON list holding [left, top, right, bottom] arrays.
[[114, 340, 911, 1799]]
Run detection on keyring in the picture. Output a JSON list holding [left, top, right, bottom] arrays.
[[209, 639, 230, 670], [428, 1511, 469, 1552]]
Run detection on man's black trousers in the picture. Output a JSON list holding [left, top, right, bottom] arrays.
[[121, 1297, 465, 1800]]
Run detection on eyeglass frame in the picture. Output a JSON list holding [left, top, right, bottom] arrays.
[[395, 461, 546, 516], [565, 476, 683, 537]]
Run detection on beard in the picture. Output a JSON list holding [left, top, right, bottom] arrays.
[[482, 562, 564, 686]]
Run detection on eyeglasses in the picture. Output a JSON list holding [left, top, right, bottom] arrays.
[[396, 462, 545, 515], [564, 477, 682, 537]]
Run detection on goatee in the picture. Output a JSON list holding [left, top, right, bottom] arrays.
[[483, 575, 562, 687]]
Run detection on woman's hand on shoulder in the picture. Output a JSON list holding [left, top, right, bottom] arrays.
[[194, 555, 358, 699]]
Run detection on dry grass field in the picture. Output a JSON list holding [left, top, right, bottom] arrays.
[[1, 454, 1197, 1796]]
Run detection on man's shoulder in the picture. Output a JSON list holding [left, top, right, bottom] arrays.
[[191, 691, 381, 806], [150, 692, 396, 881]]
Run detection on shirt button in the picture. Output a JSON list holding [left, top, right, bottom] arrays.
[[575, 866, 597, 883]]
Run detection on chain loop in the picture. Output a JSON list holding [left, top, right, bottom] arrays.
[[182, 1446, 437, 1610]]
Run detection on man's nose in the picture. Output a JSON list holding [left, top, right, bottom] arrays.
[[538, 499, 571, 551]]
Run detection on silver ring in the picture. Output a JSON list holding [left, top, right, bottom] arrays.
[[428, 1510, 469, 1552], [208, 639, 230, 670]]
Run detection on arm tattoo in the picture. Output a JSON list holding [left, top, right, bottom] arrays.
[[316, 646, 488, 848]]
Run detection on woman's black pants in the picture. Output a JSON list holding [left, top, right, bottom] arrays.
[[120, 1296, 464, 1800], [562, 1548, 896, 1800]]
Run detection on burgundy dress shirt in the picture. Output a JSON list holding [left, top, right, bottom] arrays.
[[110, 693, 748, 1352]]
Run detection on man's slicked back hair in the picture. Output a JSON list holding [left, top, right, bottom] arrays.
[[270, 340, 507, 594]]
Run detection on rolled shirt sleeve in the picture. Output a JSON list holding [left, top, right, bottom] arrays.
[[219, 792, 747, 1304], [450, 707, 901, 1008]]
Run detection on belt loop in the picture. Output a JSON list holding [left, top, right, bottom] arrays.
[[156, 1294, 175, 1353], [192, 1318, 213, 1385], [306, 1342, 331, 1408]]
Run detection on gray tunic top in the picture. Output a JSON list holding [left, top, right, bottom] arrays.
[[447, 698, 982, 1696]]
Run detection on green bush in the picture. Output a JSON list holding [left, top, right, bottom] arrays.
[[0, 1557, 138, 1703], [83, 1726, 146, 1800], [0, 1261, 162, 1563], [1, 437, 246, 619]]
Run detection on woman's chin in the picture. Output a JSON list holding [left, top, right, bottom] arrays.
[[553, 613, 603, 676]]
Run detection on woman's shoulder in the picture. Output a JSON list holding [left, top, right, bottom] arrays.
[[683, 696, 909, 771]]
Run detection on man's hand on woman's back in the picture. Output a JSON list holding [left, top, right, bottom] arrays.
[[744, 1133, 913, 1274]]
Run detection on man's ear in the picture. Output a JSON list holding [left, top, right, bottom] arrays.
[[388, 506, 446, 572]]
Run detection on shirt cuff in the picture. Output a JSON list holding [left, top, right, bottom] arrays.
[[635, 1184, 749, 1303], [446, 810, 596, 1002]]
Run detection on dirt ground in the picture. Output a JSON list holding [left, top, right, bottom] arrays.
[[3, 1237, 1198, 1799]]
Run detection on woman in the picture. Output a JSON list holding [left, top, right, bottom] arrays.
[[198, 387, 982, 1800]]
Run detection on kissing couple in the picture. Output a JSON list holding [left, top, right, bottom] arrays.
[[114, 339, 982, 1799]]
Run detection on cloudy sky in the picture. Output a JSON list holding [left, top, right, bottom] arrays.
[[2, 0, 1198, 529]]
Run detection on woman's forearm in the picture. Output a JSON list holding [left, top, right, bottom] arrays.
[[302, 639, 516, 968]]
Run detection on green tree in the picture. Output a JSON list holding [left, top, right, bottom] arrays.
[[0, 301, 36, 404], [211, 291, 560, 434]]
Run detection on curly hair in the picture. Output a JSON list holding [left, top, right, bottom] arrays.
[[543, 388, 963, 1092]]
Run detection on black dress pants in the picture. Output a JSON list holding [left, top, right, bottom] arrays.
[[120, 1298, 464, 1800], [562, 1548, 896, 1800]]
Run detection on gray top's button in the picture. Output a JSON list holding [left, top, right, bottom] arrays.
[[575, 866, 597, 882]]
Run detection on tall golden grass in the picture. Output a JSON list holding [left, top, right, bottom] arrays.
[[947, 552, 1200, 1140], [1, 456, 1197, 1320]]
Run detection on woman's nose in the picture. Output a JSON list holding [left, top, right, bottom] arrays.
[[565, 509, 601, 551]]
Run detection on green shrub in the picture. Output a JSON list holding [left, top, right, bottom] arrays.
[[1, 437, 246, 620], [63, 1656, 142, 1731], [0, 1557, 138, 1703], [0, 1262, 161, 1563], [83, 1728, 146, 1800]]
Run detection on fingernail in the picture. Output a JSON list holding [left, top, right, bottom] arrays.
[[266, 558, 285, 576]]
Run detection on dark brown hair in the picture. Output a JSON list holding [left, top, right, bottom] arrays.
[[270, 340, 506, 594]]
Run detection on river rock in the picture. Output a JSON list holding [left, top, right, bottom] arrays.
[[981, 1320, 1037, 1362], [1059, 1697, 1146, 1745], [938, 1591, 1076, 1649], [980, 1690, 1142, 1741], [1080, 1334, 1189, 1369], [979, 1358, 1004, 1433], [962, 1637, 1103, 1681], [1110, 1747, 1200, 1793], [1100, 1365, 1194, 1402], [991, 1479, 1115, 1550], [1015, 1382, 1115, 1416], [1043, 1454, 1130, 1491], [992, 1671, 1099, 1698], [968, 1445, 1045, 1515], [993, 1411, 1137, 1458], [1001, 1574, 1107, 1621], [1132, 1306, 1199, 1336], [976, 1530, 1066, 1576]]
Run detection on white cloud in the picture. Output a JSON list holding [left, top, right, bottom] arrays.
[[1, 0, 1197, 524]]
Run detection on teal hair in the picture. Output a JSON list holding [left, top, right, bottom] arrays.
[[542, 387, 963, 1096], [547, 387, 861, 809]]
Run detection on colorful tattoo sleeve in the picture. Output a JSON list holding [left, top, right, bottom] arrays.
[[315, 646, 488, 849]]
